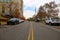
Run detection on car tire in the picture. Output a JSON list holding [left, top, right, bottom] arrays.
[[7, 23, 9, 25], [45, 22, 47, 24], [45, 22, 48, 25], [17, 22, 19, 24], [14, 22, 16, 25], [49, 22, 52, 25], [7, 22, 11, 25]]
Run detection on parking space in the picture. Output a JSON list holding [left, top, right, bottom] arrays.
[[41, 21, 60, 29]]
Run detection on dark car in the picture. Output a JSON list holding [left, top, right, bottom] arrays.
[[7, 18, 24, 25]]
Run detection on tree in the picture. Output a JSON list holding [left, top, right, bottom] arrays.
[[13, 8, 20, 18], [35, 1, 59, 21], [20, 16, 26, 21]]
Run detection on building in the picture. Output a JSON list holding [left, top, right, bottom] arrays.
[[11, 0, 23, 17], [0, 0, 23, 18], [0, 0, 23, 24]]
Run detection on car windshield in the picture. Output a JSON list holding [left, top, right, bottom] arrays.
[[10, 18, 18, 21]]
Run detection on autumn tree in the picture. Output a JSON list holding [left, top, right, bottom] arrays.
[[35, 1, 59, 20], [13, 8, 20, 18], [20, 16, 26, 21]]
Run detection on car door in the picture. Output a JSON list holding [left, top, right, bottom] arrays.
[[45, 18, 50, 23]]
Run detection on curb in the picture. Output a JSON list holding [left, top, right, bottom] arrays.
[[40, 22, 60, 33]]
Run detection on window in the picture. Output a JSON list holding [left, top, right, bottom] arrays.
[[1, 0, 11, 2]]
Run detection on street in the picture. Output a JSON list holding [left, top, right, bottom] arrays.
[[0, 21, 60, 40]]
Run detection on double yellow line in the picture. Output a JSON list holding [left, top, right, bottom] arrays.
[[28, 22, 34, 40]]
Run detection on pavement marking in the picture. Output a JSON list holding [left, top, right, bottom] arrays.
[[28, 22, 34, 40], [32, 28, 34, 40], [28, 31, 30, 40], [30, 22, 34, 40]]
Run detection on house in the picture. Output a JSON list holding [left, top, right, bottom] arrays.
[[0, 0, 23, 25]]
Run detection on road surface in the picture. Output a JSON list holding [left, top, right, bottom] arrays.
[[0, 21, 60, 40]]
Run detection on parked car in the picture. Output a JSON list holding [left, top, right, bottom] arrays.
[[7, 18, 24, 25], [45, 17, 60, 25], [35, 18, 41, 22], [19, 19, 24, 23]]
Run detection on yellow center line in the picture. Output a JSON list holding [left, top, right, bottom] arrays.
[[32, 28, 34, 40], [28, 22, 34, 40], [28, 31, 30, 40]]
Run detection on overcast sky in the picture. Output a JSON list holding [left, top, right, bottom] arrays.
[[23, 0, 60, 19]]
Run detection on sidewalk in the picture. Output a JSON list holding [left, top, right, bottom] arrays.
[[0, 22, 7, 28], [0, 21, 7, 25], [40, 21, 60, 29]]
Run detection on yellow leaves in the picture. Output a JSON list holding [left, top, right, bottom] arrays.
[[13, 8, 20, 18]]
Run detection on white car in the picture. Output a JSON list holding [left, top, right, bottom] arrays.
[[19, 19, 24, 23], [35, 18, 41, 22], [45, 17, 60, 25]]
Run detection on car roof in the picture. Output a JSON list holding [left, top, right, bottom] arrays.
[[10, 18, 18, 20]]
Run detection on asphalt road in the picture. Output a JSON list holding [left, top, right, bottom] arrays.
[[0, 21, 60, 40]]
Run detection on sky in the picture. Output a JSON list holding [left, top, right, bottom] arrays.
[[23, 0, 60, 19]]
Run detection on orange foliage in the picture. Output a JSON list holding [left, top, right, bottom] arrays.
[[13, 8, 20, 18], [20, 16, 26, 21]]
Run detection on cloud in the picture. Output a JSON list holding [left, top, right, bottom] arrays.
[[23, 0, 54, 12], [23, 0, 60, 18], [23, 0, 35, 6], [23, 10, 35, 19], [24, 6, 35, 11]]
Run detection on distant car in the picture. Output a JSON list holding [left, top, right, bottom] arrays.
[[7, 18, 24, 25], [35, 18, 40, 22], [45, 17, 60, 25]]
